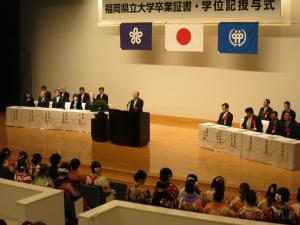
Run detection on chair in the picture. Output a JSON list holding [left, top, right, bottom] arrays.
[[109, 181, 128, 201], [78, 185, 106, 209]]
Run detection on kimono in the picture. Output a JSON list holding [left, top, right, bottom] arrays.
[[203, 202, 233, 217], [14, 172, 32, 184], [264, 203, 297, 224], [33, 175, 54, 188], [126, 183, 152, 204], [178, 193, 203, 213], [290, 202, 300, 225], [152, 189, 176, 209], [239, 206, 264, 221]]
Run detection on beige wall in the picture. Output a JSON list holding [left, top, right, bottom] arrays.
[[21, 0, 300, 122]]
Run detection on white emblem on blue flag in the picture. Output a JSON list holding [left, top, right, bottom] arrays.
[[129, 27, 143, 45], [229, 29, 247, 47]]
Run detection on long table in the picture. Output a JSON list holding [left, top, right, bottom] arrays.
[[6, 106, 96, 133], [199, 123, 300, 170]]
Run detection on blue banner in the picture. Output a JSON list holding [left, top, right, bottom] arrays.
[[218, 22, 259, 54], [120, 23, 152, 50]]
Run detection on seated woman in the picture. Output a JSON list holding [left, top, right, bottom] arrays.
[[177, 174, 200, 202], [23, 91, 35, 107], [0, 148, 15, 180], [23, 91, 34, 107], [56, 163, 81, 200], [200, 176, 225, 207], [178, 178, 203, 213], [203, 187, 232, 217], [69, 158, 85, 186], [264, 187, 297, 224], [70, 94, 82, 110], [257, 184, 277, 211], [14, 160, 32, 184], [28, 153, 42, 178], [49, 153, 61, 181], [126, 170, 152, 204], [239, 190, 263, 221], [32, 164, 54, 188], [86, 161, 114, 200], [152, 181, 176, 208], [154, 168, 179, 205], [229, 182, 250, 215]]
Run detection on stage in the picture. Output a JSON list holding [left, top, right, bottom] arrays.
[[1, 113, 300, 195]]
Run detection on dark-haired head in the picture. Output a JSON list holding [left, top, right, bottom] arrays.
[[31, 153, 42, 166], [90, 161, 101, 173], [246, 190, 257, 206], [186, 174, 198, 182], [211, 176, 225, 190], [134, 170, 147, 184], [277, 187, 290, 204], [50, 153, 61, 166], [245, 107, 254, 114], [0, 147, 11, 164], [213, 187, 225, 202], [265, 184, 277, 207], [185, 178, 197, 194], [70, 158, 81, 171], [22, 221, 33, 225], [159, 167, 173, 183], [239, 183, 250, 202], [58, 164, 69, 179]]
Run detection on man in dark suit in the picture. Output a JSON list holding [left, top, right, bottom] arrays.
[[96, 87, 108, 104], [266, 111, 283, 135], [60, 85, 70, 102], [129, 91, 144, 112], [258, 99, 273, 121], [281, 101, 296, 122], [242, 107, 263, 132], [37, 90, 49, 108], [280, 111, 297, 139], [85, 92, 96, 110], [41, 85, 51, 101], [217, 103, 233, 126], [77, 87, 89, 103], [52, 89, 65, 109]]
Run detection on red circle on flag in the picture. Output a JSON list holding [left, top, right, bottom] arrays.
[[176, 28, 191, 45]]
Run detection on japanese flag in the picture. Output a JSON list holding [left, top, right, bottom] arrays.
[[165, 24, 204, 52]]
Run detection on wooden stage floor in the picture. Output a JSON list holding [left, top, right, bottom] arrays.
[[1, 113, 300, 195]]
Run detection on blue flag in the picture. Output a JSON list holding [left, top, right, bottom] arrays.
[[120, 23, 152, 50], [218, 22, 259, 54]]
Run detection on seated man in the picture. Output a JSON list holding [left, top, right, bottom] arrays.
[[96, 87, 108, 104], [217, 103, 233, 127], [129, 91, 144, 112], [78, 87, 90, 103], [258, 99, 273, 121], [60, 85, 70, 102], [242, 107, 263, 132], [266, 111, 283, 135], [281, 101, 296, 122], [280, 112, 297, 139], [52, 89, 65, 109], [40, 85, 51, 101], [37, 90, 49, 108], [85, 92, 96, 110]]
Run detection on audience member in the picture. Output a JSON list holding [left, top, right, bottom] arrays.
[[126, 169, 152, 204]]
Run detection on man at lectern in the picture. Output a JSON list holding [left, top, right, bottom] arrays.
[[129, 91, 144, 112]]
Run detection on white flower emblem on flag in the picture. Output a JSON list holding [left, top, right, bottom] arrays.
[[129, 27, 143, 45]]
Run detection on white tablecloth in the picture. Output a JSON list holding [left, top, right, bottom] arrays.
[[199, 123, 300, 170], [6, 106, 96, 133]]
